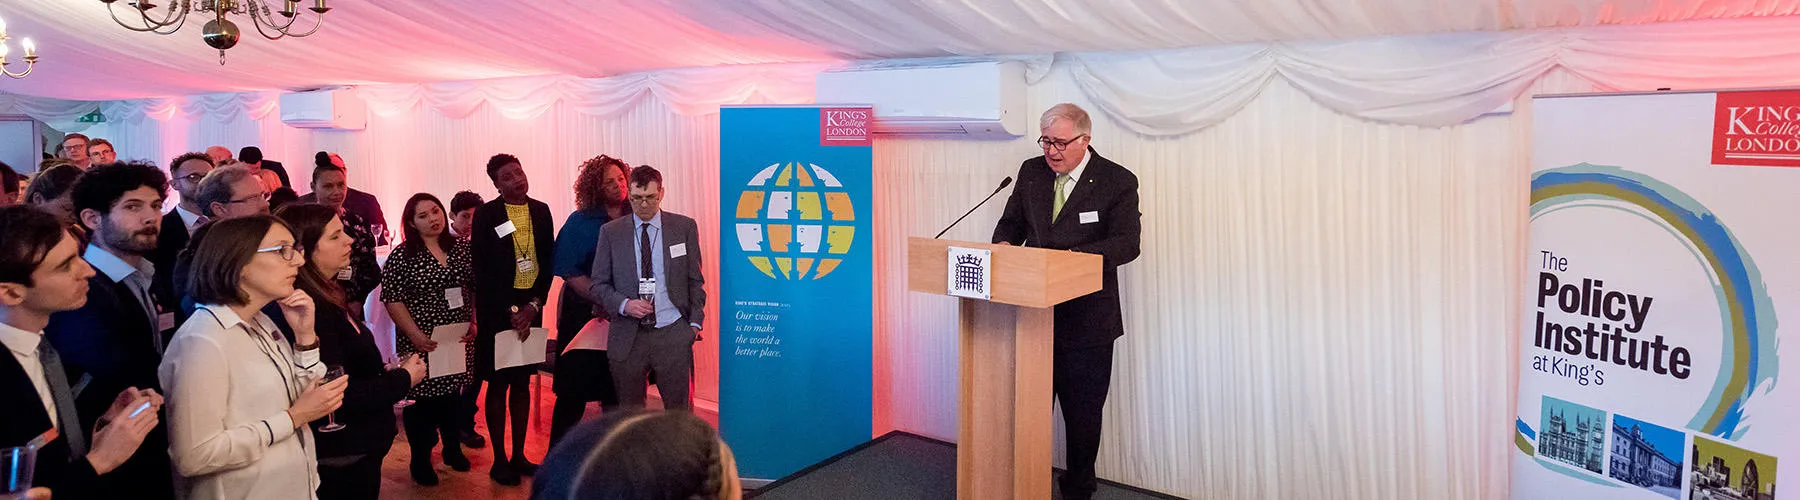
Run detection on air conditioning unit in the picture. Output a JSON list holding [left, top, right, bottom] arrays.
[[280, 89, 367, 130], [815, 61, 1027, 140]]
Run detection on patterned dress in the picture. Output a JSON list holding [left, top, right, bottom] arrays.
[[380, 239, 474, 399]]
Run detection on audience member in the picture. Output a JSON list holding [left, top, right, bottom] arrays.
[[269, 186, 300, 212], [61, 134, 92, 169], [277, 204, 425, 499], [238, 146, 291, 191], [203, 145, 233, 165], [446, 189, 487, 449], [302, 165, 380, 320], [0, 206, 165, 500], [470, 153, 554, 485], [531, 410, 741, 500], [87, 139, 117, 165], [301, 152, 389, 246], [43, 161, 176, 499], [0, 161, 19, 205], [590, 165, 706, 411], [170, 165, 269, 319], [24, 164, 85, 227], [160, 215, 349, 500], [382, 193, 477, 485], [150, 153, 216, 323], [550, 155, 630, 445]]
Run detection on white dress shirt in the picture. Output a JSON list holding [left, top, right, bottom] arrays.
[[1057, 148, 1092, 202], [161, 303, 323, 500], [0, 322, 55, 428], [176, 206, 207, 235]]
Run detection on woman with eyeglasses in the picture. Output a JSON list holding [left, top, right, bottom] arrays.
[[381, 193, 477, 485], [276, 204, 427, 499], [159, 215, 350, 500]]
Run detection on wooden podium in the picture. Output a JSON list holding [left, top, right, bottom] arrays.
[[906, 237, 1102, 499]]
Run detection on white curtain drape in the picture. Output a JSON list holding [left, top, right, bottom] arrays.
[[21, 14, 1800, 500]]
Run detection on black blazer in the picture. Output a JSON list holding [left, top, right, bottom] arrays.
[[43, 271, 177, 499], [260, 160, 292, 189], [305, 298, 409, 458], [150, 210, 189, 323], [0, 348, 98, 499], [991, 147, 1142, 349], [469, 198, 555, 373]]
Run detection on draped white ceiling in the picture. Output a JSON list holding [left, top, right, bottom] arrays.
[[5, 0, 1800, 100]]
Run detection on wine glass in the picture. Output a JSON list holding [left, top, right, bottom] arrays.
[[388, 354, 417, 409], [317, 366, 347, 433]]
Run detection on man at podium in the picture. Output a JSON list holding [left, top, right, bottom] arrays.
[[991, 103, 1140, 500]]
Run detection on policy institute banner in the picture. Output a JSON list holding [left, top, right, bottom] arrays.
[[718, 106, 873, 480], [1516, 90, 1800, 500]]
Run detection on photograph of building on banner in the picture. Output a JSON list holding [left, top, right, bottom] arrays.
[[1691, 436, 1777, 500], [1539, 396, 1607, 475], [1608, 414, 1684, 500]]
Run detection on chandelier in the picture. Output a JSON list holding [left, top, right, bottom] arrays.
[[102, 0, 331, 65], [0, 15, 40, 79]]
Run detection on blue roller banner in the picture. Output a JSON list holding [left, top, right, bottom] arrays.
[[718, 105, 873, 479]]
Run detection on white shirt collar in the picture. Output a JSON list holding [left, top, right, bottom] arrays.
[[632, 211, 663, 230], [196, 303, 278, 337], [85, 243, 151, 284], [176, 206, 206, 232], [0, 321, 42, 359]]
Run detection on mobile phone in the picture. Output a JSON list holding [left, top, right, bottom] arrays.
[[129, 400, 153, 418]]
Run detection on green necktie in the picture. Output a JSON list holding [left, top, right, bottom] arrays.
[[1052, 174, 1071, 223]]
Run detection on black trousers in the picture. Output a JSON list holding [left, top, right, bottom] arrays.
[[402, 395, 467, 465], [1054, 342, 1115, 499], [317, 449, 389, 500], [485, 366, 534, 464]]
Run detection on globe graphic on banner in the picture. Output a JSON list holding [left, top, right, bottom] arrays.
[[731, 162, 855, 280]]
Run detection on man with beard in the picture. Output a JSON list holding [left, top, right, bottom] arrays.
[[44, 161, 177, 500]]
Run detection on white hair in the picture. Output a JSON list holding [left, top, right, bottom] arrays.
[[1039, 103, 1092, 135]]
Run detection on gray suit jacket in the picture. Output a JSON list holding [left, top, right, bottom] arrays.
[[589, 211, 706, 361]]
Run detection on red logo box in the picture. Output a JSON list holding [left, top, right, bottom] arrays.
[[820, 107, 872, 147], [1713, 90, 1800, 167]]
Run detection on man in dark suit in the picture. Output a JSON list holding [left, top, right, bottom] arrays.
[[589, 165, 705, 411], [237, 146, 291, 190], [150, 152, 214, 327], [469, 153, 555, 485], [43, 162, 178, 500], [991, 103, 1141, 500], [0, 206, 163, 500]]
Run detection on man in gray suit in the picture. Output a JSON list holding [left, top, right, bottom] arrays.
[[589, 165, 706, 410]]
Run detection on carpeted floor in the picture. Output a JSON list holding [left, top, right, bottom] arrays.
[[748, 432, 1188, 500]]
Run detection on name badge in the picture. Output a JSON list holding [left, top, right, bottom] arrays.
[[1079, 211, 1099, 224], [669, 242, 687, 259], [638, 278, 657, 296], [445, 287, 465, 310], [158, 312, 176, 332], [336, 267, 353, 281], [516, 259, 535, 273], [495, 221, 517, 238]]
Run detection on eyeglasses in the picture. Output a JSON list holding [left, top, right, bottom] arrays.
[[628, 194, 659, 204], [256, 243, 304, 261], [225, 192, 268, 205], [1037, 135, 1088, 152]]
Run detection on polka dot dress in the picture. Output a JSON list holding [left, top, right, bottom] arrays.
[[380, 239, 474, 399]]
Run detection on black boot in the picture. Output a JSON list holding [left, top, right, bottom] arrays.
[[489, 462, 521, 486], [410, 455, 439, 486]]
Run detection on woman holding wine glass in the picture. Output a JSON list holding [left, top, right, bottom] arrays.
[[382, 193, 476, 486], [159, 215, 350, 500], [276, 204, 425, 499]]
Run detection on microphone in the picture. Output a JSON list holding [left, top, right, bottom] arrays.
[[934, 177, 1013, 239]]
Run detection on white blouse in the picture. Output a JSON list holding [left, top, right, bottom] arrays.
[[159, 303, 325, 500]]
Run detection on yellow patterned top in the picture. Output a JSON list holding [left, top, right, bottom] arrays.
[[507, 203, 537, 289]]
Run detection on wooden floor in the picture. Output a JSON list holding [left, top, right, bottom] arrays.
[[374, 375, 718, 500]]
